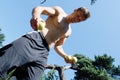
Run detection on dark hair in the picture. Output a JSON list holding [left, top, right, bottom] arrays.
[[77, 7, 90, 20]]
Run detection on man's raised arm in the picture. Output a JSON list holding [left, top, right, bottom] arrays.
[[32, 6, 56, 19]]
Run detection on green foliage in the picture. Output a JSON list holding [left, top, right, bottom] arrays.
[[79, 66, 112, 80], [0, 69, 16, 80], [74, 54, 93, 69], [73, 54, 112, 80], [40, 69, 58, 80], [112, 65, 120, 75], [91, 0, 97, 5], [40, 0, 46, 4], [6, 69, 16, 80], [0, 28, 5, 47], [93, 54, 114, 71]]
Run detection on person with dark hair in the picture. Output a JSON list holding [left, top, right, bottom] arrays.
[[0, 6, 90, 80]]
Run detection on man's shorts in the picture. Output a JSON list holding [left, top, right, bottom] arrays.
[[0, 31, 49, 80]]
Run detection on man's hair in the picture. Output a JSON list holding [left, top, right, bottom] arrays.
[[77, 7, 90, 20]]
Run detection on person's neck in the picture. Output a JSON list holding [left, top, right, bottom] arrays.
[[65, 16, 71, 24]]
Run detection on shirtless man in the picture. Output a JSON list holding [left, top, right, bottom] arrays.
[[0, 6, 90, 80], [30, 6, 90, 60]]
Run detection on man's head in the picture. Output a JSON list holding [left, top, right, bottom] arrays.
[[66, 7, 90, 23]]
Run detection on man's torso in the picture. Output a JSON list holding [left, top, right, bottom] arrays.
[[41, 14, 71, 48]]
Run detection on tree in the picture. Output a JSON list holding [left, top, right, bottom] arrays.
[[73, 54, 112, 80], [93, 54, 114, 71], [0, 28, 5, 47]]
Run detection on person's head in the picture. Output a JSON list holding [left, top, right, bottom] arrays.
[[66, 7, 90, 23]]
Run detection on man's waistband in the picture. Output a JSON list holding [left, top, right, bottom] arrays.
[[22, 31, 50, 51]]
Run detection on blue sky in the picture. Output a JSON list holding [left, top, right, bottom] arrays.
[[0, 0, 120, 79]]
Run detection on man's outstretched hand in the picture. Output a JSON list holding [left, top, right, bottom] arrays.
[[64, 55, 78, 64], [30, 18, 46, 30]]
